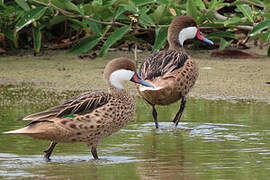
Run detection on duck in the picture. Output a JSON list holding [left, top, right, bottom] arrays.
[[137, 16, 214, 128], [4, 57, 154, 161]]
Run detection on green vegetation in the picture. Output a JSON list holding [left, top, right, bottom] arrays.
[[0, 0, 270, 56]]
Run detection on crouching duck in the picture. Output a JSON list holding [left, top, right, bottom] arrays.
[[4, 57, 154, 161], [137, 16, 214, 128]]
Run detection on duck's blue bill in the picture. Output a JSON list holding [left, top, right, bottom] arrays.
[[202, 37, 214, 45], [196, 29, 214, 45], [138, 79, 155, 88], [131, 72, 155, 88]]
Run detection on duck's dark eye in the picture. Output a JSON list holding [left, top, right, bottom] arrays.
[[124, 67, 131, 70]]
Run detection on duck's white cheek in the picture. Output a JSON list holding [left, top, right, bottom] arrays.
[[109, 70, 135, 89], [178, 26, 197, 46]]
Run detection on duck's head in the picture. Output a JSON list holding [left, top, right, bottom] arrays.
[[168, 16, 214, 49], [104, 57, 154, 89]]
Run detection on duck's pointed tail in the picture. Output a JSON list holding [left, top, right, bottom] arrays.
[[3, 127, 34, 135], [3, 121, 67, 141]]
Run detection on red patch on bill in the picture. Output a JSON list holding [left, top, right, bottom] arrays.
[[196, 29, 203, 40], [133, 74, 139, 82]]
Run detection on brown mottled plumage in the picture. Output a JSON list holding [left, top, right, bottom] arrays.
[[4, 58, 153, 161], [138, 16, 213, 128]]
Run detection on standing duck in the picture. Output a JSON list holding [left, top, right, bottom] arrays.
[[4, 57, 154, 161], [137, 16, 213, 128]]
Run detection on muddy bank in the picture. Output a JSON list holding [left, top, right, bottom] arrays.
[[0, 49, 269, 103]]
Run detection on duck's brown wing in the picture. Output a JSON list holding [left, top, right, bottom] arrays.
[[139, 50, 189, 80], [21, 91, 110, 121]]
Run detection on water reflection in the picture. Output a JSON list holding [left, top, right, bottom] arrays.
[[0, 85, 270, 179]]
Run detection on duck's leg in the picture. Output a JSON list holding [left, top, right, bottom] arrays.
[[173, 96, 186, 127], [151, 105, 159, 128], [91, 146, 99, 160], [44, 141, 57, 161]]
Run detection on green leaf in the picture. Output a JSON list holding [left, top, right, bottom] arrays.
[[250, 20, 270, 35], [51, 0, 66, 10], [115, 6, 126, 20], [195, 0, 205, 9], [208, 0, 217, 10], [132, 0, 156, 6], [187, 0, 198, 20], [32, 27, 42, 53], [150, 4, 166, 24], [15, 0, 30, 11], [224, 17, 242, 27], [69, 18, 87, 28], [63, 0, 80, 13], [96, 0, 103, 5], [209, 0, 229, 11], [120, 4, 138, 14], [88, 17, 103, 36], [249, 0, 264, 6], [219, 38, 232, 50], [3, 29, 15, 41], [263, 12, 270, 19], [207, 32, 236, 39], [237, 4, 254, 23], [266, 27, 270, 41], [77, 4, 85, 16], [15, 7, 47, 33], [152, 27, 168, 53], [48, 15, 69, 28], [0, 0, 5, 7], [139, 7, 154, 25], [68, 36, 101, 54], [100, 26, 130, 57], [51, 0, 79, 12]]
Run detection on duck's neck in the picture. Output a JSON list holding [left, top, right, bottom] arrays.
[[108, 86, 130, 99], [168, 42, 186, 52]]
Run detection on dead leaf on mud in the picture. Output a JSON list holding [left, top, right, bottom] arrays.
[[0, 48, 6, 54], [211, 49, 265, 59], [78, 52, 98, 59], [48, 42, 74, 49]]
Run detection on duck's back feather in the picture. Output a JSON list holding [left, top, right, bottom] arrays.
[[21, 91, 110, 122], [139, 50, 189, 80]]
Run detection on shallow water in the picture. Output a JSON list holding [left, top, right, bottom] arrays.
[[0, 85, 270, 180]]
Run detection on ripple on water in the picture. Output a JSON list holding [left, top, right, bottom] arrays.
[[0, 152, 141, 179]]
